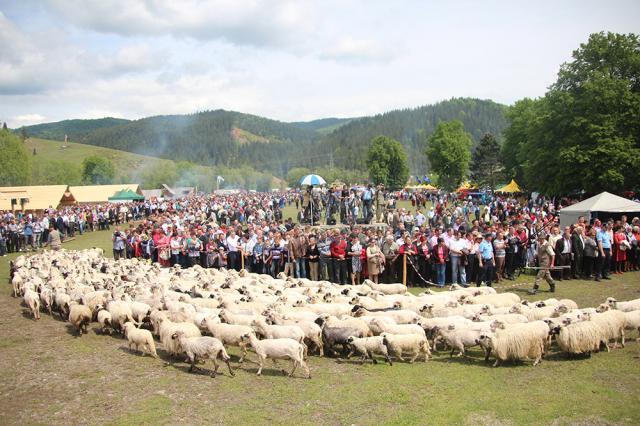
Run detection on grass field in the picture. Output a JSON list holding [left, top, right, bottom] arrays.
[[1, 229, 640, 425]]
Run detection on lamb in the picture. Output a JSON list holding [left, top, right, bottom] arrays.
[[201, 318, 254, 362], [97, 307, 113, 335], [533, 298, 579, 310], [476, 328, 545, 367], [369, 318, 426, 337], [68, 303, 92, 336], [433, 324, 487, 357], [606, 297, 640, 313], [158, 318, 202, 358], [23, 289, 41, 320], [551, 321, 602, 356], [491, 320, 550, 351], [171, 330, 234, 377], [381, 332, 431, 362], [318, 315, 372, 337], [345, 336, 393, 365], [240, 333, 311, 378], [123, 322, 158, 358]]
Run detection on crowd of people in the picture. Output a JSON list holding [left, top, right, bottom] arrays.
[[1, 188, 638, 291]]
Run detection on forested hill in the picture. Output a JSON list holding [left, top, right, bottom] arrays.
[[315, 98, 508, 173], [17, 98, 507, 177], [292, 117, 354, 134], [18, 118, 130, 141], [73, 110, 321, 176]]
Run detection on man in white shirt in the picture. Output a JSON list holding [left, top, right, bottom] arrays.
[[449, 230, 468, 286], [415, 210, 426, 227], [226, 230, 240, 271]]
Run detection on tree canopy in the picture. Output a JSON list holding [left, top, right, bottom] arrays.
[[426, 120, 473, 191], [366, 135, 409, 190], [82, 155, 115, 184], [502, 32, 640, 195], [0, 129, 31, 186]]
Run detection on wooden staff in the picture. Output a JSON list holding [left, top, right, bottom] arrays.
[[241, 249, 245, 270], [402, 253, 407, 285]]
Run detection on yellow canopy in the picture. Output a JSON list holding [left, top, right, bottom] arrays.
[[456, 181, 477, 192], [405, 184, 438, 191], [496, 179, 522, 193]]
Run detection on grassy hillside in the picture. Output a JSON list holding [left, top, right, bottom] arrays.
[[26, 137, 175, 183], [25, 138, 284, 191]]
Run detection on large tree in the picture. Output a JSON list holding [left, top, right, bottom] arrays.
[[366, 135, 409, 190], [426, 120, 473, 191], [82, 155, 115, 184], [286, 167, 311, 188], [0, 129, 31, 185], [505, 32, 640, 195], [470, 133, 503, 190]]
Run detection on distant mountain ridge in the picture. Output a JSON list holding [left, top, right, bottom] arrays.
[[17, 98, 508, 176]]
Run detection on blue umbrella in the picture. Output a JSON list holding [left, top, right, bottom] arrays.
[[299, 174, 326, 186]]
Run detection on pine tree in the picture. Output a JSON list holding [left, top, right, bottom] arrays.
[[470, 132, 503, 190]]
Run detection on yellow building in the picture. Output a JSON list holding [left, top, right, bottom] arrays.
[[0, 185, 75, 211]]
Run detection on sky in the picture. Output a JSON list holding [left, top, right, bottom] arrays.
[[1, 0, 639, 128]]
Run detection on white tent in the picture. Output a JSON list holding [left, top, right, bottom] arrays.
[[559, 192, 640, 228]]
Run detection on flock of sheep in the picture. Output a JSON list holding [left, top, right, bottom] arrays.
[[10, 248, 640, 378]]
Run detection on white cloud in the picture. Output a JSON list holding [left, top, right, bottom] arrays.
[[43, 0, 314, 48], [12, 114, 48, 126], [320, 37, 395, 64]]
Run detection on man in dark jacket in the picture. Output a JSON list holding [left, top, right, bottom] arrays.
[[571, 226, 585, 279], [554, 228, 572, 280]]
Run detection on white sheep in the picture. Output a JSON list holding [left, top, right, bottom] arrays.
[[123, 322, 158, 358], [68, 303, 92, 336], [240, 333, 311, 378], [477, 327, 545, 367], [97, 307, 113, 335], [23, 289, 41, 320], [346, 336, 393, 365], [380, 332, 431, 362], [552, 321, 602, 356], [252, 319, 305, 343], [586, 310, 626, 350], [158, 318, 202, 358], [434, 324, 488, 357], [465, 293, 520, 308], [606, 297, 640, 312], [369, 318, 426, 337], [363, 280, 407, 295], [106, 300, 135, 333], [268, 314, 324, 356], [473, 313, 529, 324], [623, 310, 640, 341], [201, 319, 254, 362], [39, 287, 54, 316], [171, 330, 234, 377]]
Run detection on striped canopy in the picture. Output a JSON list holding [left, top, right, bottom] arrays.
[[300, 174, 326, 186]]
